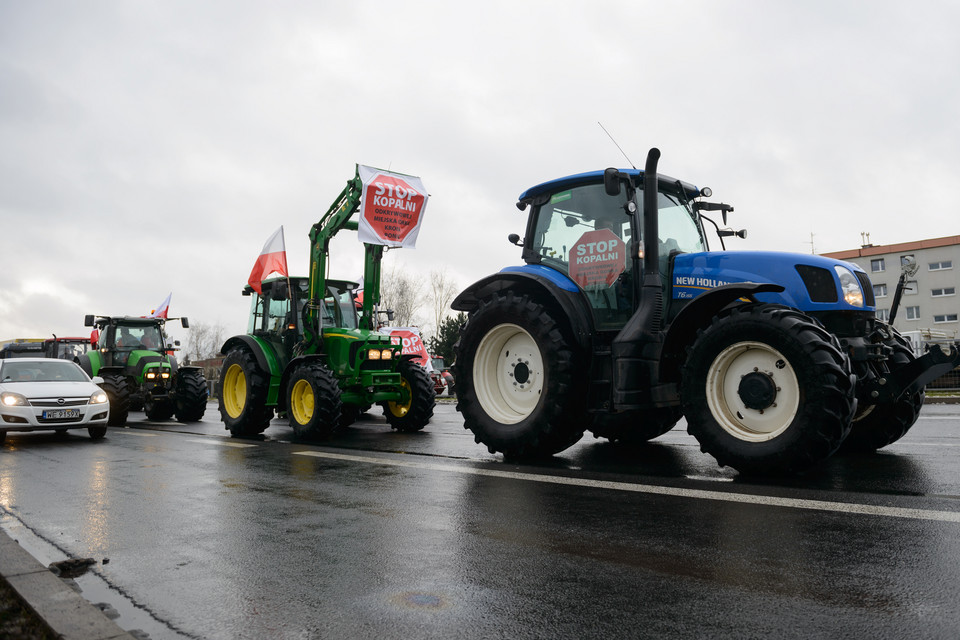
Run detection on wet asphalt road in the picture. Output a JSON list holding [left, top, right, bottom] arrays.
[[1, 399, 959, 639]]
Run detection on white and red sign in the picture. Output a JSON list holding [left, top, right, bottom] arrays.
[[378, 326, 433, 372], [357, 166, 429, 248], [569, 228, 626, 288]]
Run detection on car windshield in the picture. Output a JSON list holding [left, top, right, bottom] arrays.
[[0, 361, 89, 383]]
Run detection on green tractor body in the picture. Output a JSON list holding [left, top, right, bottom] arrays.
[[218, 167, 435, 440], [78, 315, 208, 426]]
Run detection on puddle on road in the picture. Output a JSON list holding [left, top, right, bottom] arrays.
[[1, 514, 194, 640]]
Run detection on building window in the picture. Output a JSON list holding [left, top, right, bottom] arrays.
[[904, 280, 918, 295], [932, 287, 956, 297], [905, 306, 920, 320], [873, 283, 888, 298], [934, 314, 958, 324], [870, 258, 885, 272], [876, 308, 890, 321], [929, 260, 953, 271]]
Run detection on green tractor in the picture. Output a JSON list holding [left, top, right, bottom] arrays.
[[218, 168, 435, 440], [78, 315, 208, 426]]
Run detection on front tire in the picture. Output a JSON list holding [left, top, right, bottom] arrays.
[[381, 359, 435, 432], [219, 349, 274, 437], [681, 304, 855, 475], [453, 291, 587, 458], [100, 374, 131, 427], [287, 361, 341, 441], [87, 426, 107, 440], [842, 333, 924, 452], [175, 369, 208, 422]]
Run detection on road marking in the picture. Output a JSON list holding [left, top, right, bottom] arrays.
[[293, 450, 960, 523], [186, 438, 258, 448]]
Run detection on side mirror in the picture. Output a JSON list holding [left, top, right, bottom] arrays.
[[508, 233, 522, 246], [603, 168, 621, 196], [84, 315, 94, 327], [386, 309, 395, 322], [181, 317, 190, 328]]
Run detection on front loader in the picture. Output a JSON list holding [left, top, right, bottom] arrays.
[[218, 167, 435, 439]]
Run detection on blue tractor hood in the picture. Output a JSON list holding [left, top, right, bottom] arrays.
[[671, 250, 875, 312]]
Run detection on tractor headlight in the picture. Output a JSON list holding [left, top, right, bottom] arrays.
[[146, 372, 157, 380], [160, 371, 170, 379], [90, 391, 108, 404], [380, 349, 392, 360], [368, 349, 381, 360], [1, 392, 28, 407], [834, 266, 864, 308]]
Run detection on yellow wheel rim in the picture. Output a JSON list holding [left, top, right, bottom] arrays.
[[290, 379, 315, 425], [222, 363, 247, 419], [387, 377, 412, 417]]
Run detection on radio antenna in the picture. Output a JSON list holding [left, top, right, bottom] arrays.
[[598, 122, 636, 169]]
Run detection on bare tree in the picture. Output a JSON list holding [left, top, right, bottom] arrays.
[[429, 269, 458, 339], [183, 320, 227, 361], [380, 265, 426, 327]]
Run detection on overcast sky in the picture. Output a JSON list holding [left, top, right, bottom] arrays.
[[2, 1, 958, 345]]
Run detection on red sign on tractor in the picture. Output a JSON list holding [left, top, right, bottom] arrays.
[[569, 228, 626, 288], [357, 166, 429, 248]]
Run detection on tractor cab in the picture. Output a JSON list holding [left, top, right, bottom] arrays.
[[245, 277, 359, 342], [518, 170, 708, 330]]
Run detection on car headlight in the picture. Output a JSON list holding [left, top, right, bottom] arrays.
[[1, 392, 28, 407], [834, 266, 864, 308], [90, 391, 108, 404]]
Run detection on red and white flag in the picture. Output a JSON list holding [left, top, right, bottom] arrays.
[[148, 293, 172, 319], [248, 226, 288, 294]]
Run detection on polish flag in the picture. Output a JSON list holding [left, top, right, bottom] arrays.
[[148, 293, 172, 319], [248, 226, 288, 294]]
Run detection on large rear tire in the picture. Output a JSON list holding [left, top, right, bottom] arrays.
[[175, 369, 208, 423], [100, 374, 130, 427], [453, 291, 587, 458], [841, 333, 924, 452], [381, 359, 435, 432], [681, 304, 855, 475], [590, 407, 682, 444], [219, 349, 274, 437], [287, 361, 341, 441]]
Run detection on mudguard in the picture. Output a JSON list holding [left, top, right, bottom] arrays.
[[220, 334, 286, 404], [659, 282, 786, 382], [452, 265, 596, 351]]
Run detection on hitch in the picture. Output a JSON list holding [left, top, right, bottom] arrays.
[[864, 341, 960, 404]]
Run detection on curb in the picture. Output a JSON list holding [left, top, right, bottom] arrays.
[[0, 529, 136, 640]]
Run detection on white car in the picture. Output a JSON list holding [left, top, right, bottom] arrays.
[[0, 358, 110, 442]]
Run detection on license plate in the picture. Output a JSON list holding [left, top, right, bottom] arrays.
[[42, 409, 80, 420]]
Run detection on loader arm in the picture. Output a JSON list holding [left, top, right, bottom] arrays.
[[304, 167, 384, 352]]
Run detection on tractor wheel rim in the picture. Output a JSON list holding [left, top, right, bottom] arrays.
[[473, 323, 543, 425], [223, 364, 246, 419], [290, 379, 315, 425], [387, 378, 412, 417], [705, 341, 800, 442]]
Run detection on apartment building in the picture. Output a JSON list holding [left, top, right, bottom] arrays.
[[822, 235, 960, 340]]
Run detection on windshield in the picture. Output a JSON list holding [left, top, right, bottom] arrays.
[[529, 180, 705, 330], [1, 360, 90, 383], [114, 324, 164, 350]]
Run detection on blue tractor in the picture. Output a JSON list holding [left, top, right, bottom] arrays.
[[451, 149, 960, 474]]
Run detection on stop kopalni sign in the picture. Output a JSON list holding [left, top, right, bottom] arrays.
[[568, 228, 626, 288], [357, 166, 429, 248]]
